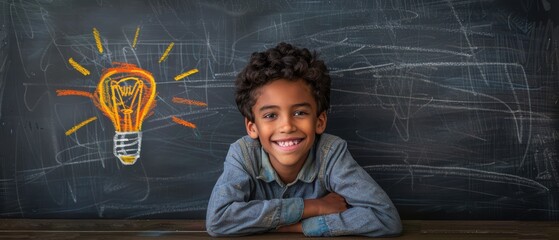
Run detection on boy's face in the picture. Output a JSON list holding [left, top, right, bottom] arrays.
[[246, 79, 327, 174]]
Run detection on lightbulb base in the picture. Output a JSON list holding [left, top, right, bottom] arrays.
[[113, 131, 142, 165]]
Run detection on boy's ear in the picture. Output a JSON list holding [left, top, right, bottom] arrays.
[[245, 118, 259, 139], [315, 111, 327, 134]]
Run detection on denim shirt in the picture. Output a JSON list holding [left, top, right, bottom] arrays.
[[206, 133, 402, 237]]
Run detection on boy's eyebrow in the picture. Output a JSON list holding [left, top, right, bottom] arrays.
[[258, 105, 279, 112], [257, 102, 312, 112], [292, 102, 312, 108]]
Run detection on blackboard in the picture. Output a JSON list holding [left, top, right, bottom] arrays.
[[1, 0, 558, 220]]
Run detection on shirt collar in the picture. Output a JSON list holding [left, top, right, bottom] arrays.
[[257, 143, 318, 186]]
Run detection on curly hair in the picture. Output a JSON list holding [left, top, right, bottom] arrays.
[[235, 42, 331, 122]]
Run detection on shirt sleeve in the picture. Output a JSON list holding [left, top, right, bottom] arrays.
[[205, 142, 304, 237], [301, 139, 403, 237]]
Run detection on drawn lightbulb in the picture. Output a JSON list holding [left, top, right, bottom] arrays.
[[95, 62, 157, 165]]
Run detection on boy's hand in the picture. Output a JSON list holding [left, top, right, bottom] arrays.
[[275, 222, 303, 233], [277, 193, 347, 233], [316, 192, 348, 215], [303, 192, 348, 219]]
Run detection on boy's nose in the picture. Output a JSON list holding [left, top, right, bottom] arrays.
[[279, 117, 296, 133]]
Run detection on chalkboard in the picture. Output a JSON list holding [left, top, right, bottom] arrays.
[[1, 0, 558, 220]]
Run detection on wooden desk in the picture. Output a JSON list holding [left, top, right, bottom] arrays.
[[1, 219, 558, 239]]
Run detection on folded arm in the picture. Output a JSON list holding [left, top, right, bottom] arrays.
[[206, 148, 304, 237], [276, 192, 348, 232], [279, 140, 402, 237]]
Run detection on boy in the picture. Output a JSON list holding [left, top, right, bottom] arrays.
[[206, 43, 402, 237]]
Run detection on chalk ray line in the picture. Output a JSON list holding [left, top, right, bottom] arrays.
[[158, 42, 175, 63], [132, 26, 140, 48], [172, 97, 207, 107], [56, 89, 94, 99], [68, 58, 90, 76], [65, 117, 97, 136], [92, 27, 103, 54], [174, 68, 199, 81], [171, 116, 197, 129]]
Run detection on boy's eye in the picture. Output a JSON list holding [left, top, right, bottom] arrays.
[[294, 111, 308, 116], [263, 113, 277, 119]]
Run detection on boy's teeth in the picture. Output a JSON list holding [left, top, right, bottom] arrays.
[[277, 140, 300, 147]]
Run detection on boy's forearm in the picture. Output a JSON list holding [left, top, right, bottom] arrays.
[[302, 199, 320, 219], [303, 192, 348, 219], [207, 198, 304, 236]]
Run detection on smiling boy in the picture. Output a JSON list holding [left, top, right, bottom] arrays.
[[206, 43, 402, 237]]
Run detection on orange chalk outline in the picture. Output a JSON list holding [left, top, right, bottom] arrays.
[[171, 116, 196, 129], [56, 89, 94, 99], [65, 116, 97, 136], [132, 26, 140, 48], [158, 42, 174, 63], [93, 27, 103, 54], [174, 68, 199, 81], [172, 97, 207, 107], [68, 58, 90, 76], [96, 63, 157, 132]]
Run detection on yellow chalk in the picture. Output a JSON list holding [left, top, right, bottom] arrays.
[[132, 26, 140, 48], [174, 68, 199, 81], [93, 27, 103, 54], [158, 42, 174, 63], [68, 58, 90, 76], [65, 117, 97, 136]]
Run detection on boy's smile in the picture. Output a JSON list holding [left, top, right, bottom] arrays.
[[246, 79, 326, 183]]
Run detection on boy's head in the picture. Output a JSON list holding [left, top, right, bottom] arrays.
[[235, 42, 331, 123], [235, 43, 331, 177]]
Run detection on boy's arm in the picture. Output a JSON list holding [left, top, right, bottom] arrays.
[[300, 139, 403, 237], [205, 143, 304, 237], [276, 192, 348, 233]]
